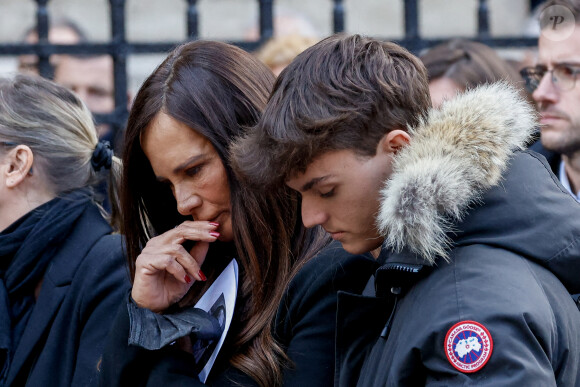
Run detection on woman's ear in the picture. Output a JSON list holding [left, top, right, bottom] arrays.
[[377, 129, 411, 155], [4, 145, 34, 188]]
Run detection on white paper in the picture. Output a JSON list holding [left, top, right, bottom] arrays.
[[193, 258, 238, 383]]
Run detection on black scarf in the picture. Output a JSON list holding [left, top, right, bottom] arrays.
[[0, 189, 92, 382]]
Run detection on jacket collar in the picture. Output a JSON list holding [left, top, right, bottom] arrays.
[[377, 83, 537, 264], [371, 248, 431, 297]]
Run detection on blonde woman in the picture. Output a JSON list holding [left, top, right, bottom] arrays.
[[0, 75, 129, 386]]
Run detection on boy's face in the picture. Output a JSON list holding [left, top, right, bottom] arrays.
[[286, 144, 397, 256]]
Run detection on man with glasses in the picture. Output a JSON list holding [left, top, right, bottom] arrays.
[[521, 0, 580, 200]]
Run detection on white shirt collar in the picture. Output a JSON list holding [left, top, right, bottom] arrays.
[[559, 160, 580, 201]]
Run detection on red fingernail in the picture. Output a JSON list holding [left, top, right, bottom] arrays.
[[209, 231, 220, 238], [199, 270, 207, 281], [209, 222, 219, 227], [184, 275, 192, 284]]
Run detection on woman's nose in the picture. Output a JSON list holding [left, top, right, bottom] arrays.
[[175, 186, 202, 216]]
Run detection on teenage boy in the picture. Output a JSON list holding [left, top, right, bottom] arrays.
[[235, 34, 580, 385]]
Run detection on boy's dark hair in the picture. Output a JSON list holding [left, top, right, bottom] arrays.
[[232, 33, 431, 187]]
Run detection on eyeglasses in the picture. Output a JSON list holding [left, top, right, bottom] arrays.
[[0, 141, 17, 147], [520, 64, 580, 93]]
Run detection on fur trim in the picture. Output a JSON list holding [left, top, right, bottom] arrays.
[[377, 82, 537, 264]]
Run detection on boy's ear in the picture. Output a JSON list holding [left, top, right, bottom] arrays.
[[4, 145, 34, 188], [378, 129, 411, 155]]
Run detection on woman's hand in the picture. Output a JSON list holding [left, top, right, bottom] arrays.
[[131, 221, 220, 313]]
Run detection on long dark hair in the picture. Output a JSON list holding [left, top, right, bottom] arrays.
[[121, 40, 327, 386]]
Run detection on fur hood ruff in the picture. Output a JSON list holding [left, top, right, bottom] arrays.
[[377, 83, 537, 264]]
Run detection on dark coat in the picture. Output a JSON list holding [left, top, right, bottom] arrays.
[[96, 241, 379, 386], [339, 152, 580, 386], [529, 138, 560, 175], [337, 84, 580, 386], [4, 204, 130, 387]]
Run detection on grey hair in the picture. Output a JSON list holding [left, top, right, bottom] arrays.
[[0, 74, 118, 196]]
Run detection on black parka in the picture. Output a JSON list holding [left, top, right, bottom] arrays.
[[337, 83, 580, 387]]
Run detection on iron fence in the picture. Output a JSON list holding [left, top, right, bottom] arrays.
[[0, 0, 539, 142]]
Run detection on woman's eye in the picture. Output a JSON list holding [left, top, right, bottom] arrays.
[[320, 188, 335, 198], [185, 165, 203, 177]]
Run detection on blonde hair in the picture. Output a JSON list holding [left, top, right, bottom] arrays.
[[0, 74, 121, 223], [254, 34, 319, 74]]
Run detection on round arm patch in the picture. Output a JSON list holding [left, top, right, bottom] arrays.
[[445, 320, 493, 373]]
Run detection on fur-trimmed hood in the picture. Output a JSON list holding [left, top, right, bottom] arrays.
[[377, 82, 538, 264]]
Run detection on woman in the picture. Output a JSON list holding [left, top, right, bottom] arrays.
[[0, 75, 129, 386], [97, 40, 377, 386]]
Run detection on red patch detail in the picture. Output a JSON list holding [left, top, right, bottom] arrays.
[[444, 320, 493, 373]]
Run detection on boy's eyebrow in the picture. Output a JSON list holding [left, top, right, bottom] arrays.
[[301, 176, 329, 192]]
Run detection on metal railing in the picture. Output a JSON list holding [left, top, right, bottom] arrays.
[[0, 0, 539, 142]]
